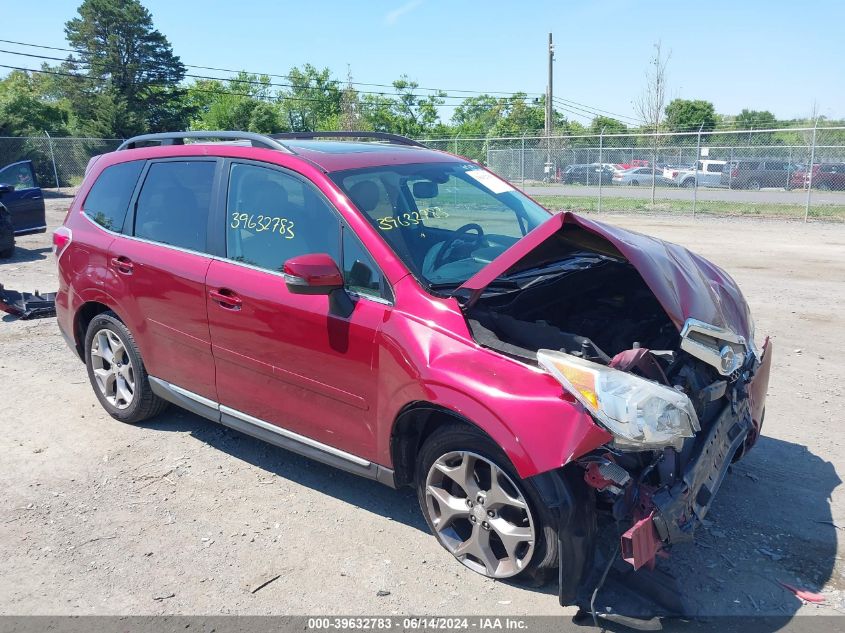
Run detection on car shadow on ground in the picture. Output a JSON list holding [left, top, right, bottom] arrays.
[[141, 407, 428, 531], [1, 245, 51, 265], [140, 409, 840, 623]]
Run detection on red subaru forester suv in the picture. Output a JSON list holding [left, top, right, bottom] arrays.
[[55, 131, 772, 604]]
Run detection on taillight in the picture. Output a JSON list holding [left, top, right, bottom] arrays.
[[53, 226, 72, 259], [670, 170, 678, 178], [730, 169, 738, 178]]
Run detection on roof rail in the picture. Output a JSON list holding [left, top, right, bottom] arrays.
[[269, 131, 426, 148], [117, 131, 293, 153]]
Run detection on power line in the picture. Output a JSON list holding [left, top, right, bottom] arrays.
[[0, 37, 549, 100]]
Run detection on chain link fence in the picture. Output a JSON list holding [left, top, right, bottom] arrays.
[[422, 126, 845, 221], [0, 135, 122, 189], [2, 128, 844, 221]]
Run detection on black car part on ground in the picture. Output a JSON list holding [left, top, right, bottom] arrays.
[[0, 284, 57, 319]]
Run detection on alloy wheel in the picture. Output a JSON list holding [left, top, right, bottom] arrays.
[[424, 451, 535, 578], [90, 328, 135, 409]]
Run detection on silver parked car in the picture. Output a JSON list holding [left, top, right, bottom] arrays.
[[611, 167, 674, 187]]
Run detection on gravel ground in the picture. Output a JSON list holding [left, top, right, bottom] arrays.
[[1, 197, 843, 620]]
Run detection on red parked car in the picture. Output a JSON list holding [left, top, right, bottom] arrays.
[[789, 162, 845, 191], [55, 131, 772, 605]]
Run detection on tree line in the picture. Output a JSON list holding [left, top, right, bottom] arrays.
[[0, 0, 840, 142]]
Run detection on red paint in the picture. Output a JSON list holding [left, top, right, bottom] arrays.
[[459, 211, 756, 342], [620, 512, 662, 571], [283, 253, 344, 290]]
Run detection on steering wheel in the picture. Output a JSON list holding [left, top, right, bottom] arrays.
[[432, 223, 486, 271]]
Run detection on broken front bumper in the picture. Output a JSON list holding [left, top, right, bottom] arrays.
[[622, 339, 773, 570]]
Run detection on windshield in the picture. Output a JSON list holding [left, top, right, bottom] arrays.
[[330, 162, 551, 288]]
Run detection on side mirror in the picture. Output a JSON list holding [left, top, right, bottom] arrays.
[[283, 253, 343, 295], [0, 183, 13, 195]]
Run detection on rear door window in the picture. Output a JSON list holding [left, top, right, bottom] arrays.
[[82, 160, 144, 232], [706, 163, 724, 173], [133, 160, 216, 252]]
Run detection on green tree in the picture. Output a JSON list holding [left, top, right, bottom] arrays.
[[361, 76, 445, 137], [0, 71, 70, 136], [589, 115, 627, 135], [451, 95, 501, 137], [279, 64, 342, 131], [188, 73, 284, 133], [734, 109, 778, 129], [487, 94, 547, 137], [664, 99, 716, 131], [57, 0, 190, 136]]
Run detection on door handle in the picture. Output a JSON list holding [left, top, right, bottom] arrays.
[[209, 288, 242, 310], [110, 256, 134, 274]]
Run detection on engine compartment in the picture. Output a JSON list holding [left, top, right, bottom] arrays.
[[467, 257, 679, 363]]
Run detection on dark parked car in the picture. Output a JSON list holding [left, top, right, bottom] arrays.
[[0, 160, 47, 238], [55, 130, 771, 604], [0, 201, 14, 258], [789, 162, 845, 191], [562, 163, 613, 185], [720, 159, 793, 190]]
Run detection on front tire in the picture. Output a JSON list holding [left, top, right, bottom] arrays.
[[84, 311, 168, 424], [416, 424, 559, 582]]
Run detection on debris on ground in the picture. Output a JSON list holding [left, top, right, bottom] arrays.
[[778, 582, 826, 603], [249, 573, 281, 594], [376, 590, 391, 597], [0, 284, 57, 319]]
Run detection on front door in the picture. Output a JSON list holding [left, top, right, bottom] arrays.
[[108, 158, 220, 401], [0, 160, 45, 234], [206, 161, 389, 461]]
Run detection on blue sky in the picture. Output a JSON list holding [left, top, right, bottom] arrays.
[[4, 0, 844, 124]]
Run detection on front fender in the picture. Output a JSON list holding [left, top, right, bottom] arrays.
[[376, 313, 611, 479]]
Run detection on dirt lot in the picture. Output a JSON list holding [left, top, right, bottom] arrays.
[[1, 197, 844, 620]]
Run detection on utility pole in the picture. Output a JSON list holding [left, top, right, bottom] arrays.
[[545, 33, 554, 137], [545, 33, 555, 182]]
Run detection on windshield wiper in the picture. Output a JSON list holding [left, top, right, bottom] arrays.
[[428, 278, 520, 292]]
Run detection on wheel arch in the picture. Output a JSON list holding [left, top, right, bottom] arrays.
[[73, 300, 124, 359], [390, 402, 484, 488]]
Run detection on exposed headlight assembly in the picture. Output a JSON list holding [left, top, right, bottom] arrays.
[[537, 349, 700, 451]]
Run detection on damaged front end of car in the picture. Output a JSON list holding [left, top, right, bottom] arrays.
[[454, 211, 772, 604]]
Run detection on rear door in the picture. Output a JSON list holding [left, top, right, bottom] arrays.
[[109, 158, 221, 401], [0, 160, 46, 234], [205, 160, 390, 461]]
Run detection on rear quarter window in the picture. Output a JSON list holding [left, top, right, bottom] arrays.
[[82, 160, 144, 232]]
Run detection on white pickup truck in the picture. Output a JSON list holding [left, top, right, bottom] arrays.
[[663, 160, 726, 188]]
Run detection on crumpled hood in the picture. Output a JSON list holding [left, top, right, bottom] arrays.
[[457, 211, 755, 342]]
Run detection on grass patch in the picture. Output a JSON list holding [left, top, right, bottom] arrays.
[[532, 195, 845, 221]]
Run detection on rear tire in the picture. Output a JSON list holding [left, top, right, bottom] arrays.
[[0, 245, 12, 259], [630, 180, 639, 187], [681, 178, 695, 188], [84, 311, 168, 424], [415, 423, 560, 583], [747, 178, 761, 190]]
